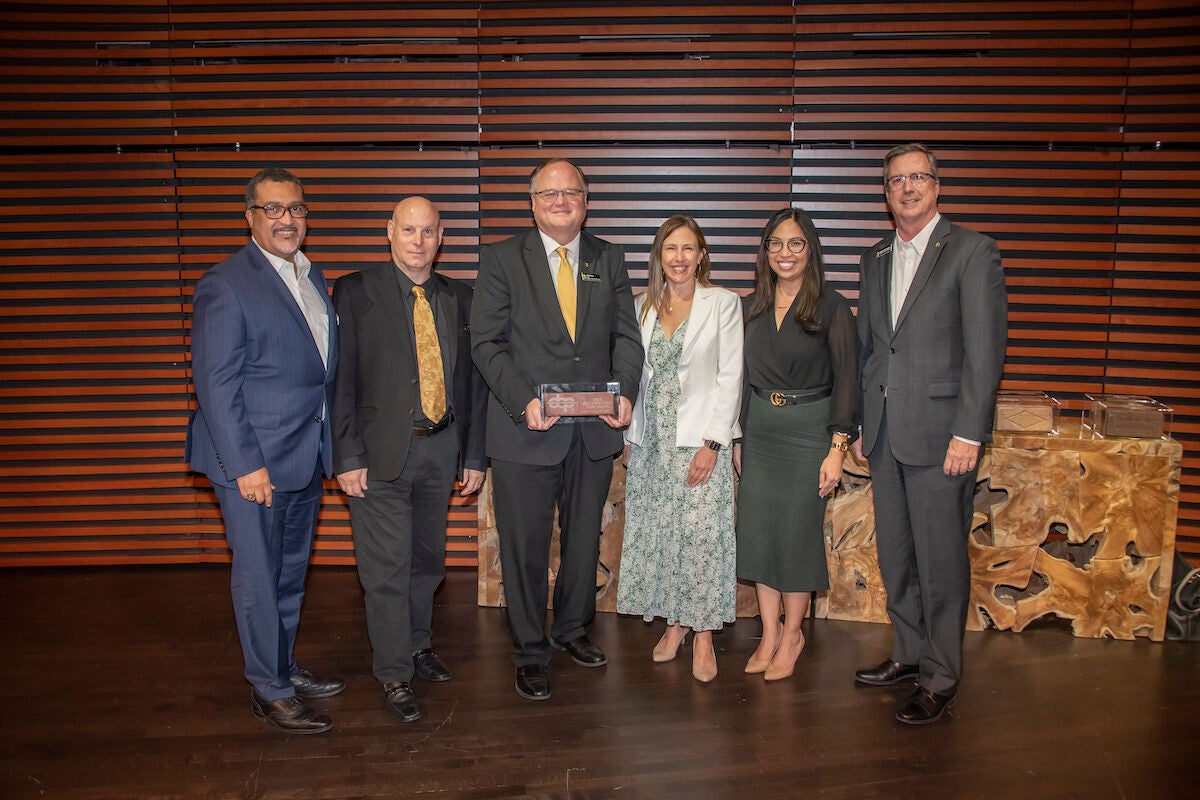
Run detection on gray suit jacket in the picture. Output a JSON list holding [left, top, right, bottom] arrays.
[[471, 228, 643, 466], [857, 217, 1008, 466]]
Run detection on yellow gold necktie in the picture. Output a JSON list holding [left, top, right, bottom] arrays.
[[411, 286, 446, 422], [555, 246, 576, 341]]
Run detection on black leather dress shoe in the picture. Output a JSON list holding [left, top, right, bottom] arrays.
[[383, 682, 422, 723], [289, 667, 346, 699], [412, 649, 453, 682], [896, 686, 955, 725], [854, 659, 919, 686], [515, 664, 551, 701], [551, 635, 607, 667], [251, 692, 332, 734]]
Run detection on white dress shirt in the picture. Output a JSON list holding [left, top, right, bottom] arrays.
[[252, 238, 329, 369]]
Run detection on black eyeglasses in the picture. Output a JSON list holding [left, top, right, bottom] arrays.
[[884, 172, 936, 191], [766, 237, 808, 254], [531, 189, 586, 202], [249, 203, 309, 219]]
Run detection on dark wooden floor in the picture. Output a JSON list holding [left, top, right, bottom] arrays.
[[2, 566, 1198, 800]]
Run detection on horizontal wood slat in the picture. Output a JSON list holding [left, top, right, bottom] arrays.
[[479, 2, 795, 145], [792, 2, 1132, 146]]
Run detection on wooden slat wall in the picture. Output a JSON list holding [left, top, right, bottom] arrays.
[[0, 2, 172, 149], [0, 153, 190, 565], [478, 3, 795, 144], [1114, 0, 1200, 550], [166, 0, 479, 148], [1, 1, 1197, 565]]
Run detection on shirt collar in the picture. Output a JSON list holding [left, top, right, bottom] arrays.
[[897, 213, 941, 258], [251, 237, 311, 281], [394, 264, 435, 298], [538, 230, 581, 266]]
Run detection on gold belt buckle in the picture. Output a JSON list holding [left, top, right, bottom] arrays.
[[769, 391, 787, 407]]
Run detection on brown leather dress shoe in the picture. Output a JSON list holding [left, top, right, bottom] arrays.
[[412, 649, 453, 682], [251, 692, 333, 734], [289, 667, 346, 699], [854, 659, 919, 686], [383, 682, 422, 723], [895, 686, 956, 725], [551, 635, 607, 667]]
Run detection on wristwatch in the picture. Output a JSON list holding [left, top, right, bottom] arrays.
[[703, 439, 722, 452], [830, 440, 850, 453]]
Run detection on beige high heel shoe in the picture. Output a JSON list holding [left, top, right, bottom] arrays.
[[692, 636, 717, 683], [764, 630, 805, 681], [745, 619, 782, 673], [652, 629, 688, 663]]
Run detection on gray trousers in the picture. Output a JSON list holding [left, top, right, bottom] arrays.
[[868, 411, 976, 696]]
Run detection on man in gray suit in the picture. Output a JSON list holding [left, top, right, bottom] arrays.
[[471, 158, 643, 701], [853, 143, 1007, 724]]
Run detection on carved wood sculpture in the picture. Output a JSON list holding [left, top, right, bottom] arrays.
[[479, 426, 1182, 641]]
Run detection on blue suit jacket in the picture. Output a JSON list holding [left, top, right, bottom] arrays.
[[186, 242, 338, 491]]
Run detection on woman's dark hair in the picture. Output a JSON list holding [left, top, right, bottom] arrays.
[[745, 207, 826, 333]]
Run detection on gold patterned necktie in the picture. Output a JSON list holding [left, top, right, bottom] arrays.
[[411, 285, 446, 422], [555, 246, 576, 341]]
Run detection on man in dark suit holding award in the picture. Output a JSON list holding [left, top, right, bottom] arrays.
[[187, 167, 343, 734], [854, 143, 1007, 724], [471, 158, 643, 701], [332, 197, 487, 723]]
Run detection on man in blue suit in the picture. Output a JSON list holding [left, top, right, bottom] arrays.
[[186, 167, 343, 734]]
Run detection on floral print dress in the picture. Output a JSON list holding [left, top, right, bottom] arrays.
[[617, 316, 737, 631]]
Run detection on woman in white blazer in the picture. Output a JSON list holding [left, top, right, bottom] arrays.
[[616, 214, 743, 683]]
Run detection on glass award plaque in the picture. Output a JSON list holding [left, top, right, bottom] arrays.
[[538, 381, 620, 417]]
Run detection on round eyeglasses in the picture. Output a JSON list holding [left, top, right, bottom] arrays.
[[249, 203, 309, 219], [766, 237, 808, 254]]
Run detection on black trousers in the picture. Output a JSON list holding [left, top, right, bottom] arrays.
[[491, 425, 614, 668], [349, 424, 458, 685]]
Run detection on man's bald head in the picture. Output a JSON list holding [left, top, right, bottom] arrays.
[[386, 196, 444, 282]]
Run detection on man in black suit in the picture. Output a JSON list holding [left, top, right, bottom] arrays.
[[854, 143, 1008, 724], [471, 159, 643, 701], [332, 196, 487, 723]]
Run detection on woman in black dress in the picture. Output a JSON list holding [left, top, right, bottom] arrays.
[[734, 207, 858, 681]]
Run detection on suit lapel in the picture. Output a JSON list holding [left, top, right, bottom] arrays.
[[433, 273, 459, 375], [247, 245, 325, 367], [524, 230, 573, 342], [682, 284, 713, 352], [872, 235, 896, 336], [366, 264, 416, 362], [575, 234, 601, 343], [893, 218, 952, 335]]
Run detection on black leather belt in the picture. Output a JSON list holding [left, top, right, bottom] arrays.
[[412, 412, 453, 437], [752, 386, 832, 407]]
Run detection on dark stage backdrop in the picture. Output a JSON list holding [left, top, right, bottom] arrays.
[[1, 1, 1196, 566]]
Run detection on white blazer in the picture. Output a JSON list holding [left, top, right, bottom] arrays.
[[625, 283, 744, 448]]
